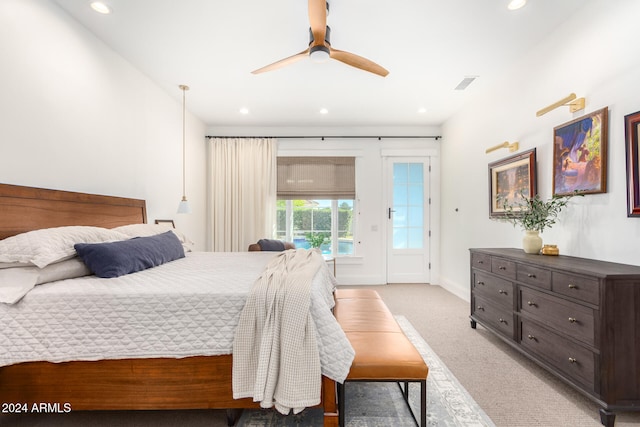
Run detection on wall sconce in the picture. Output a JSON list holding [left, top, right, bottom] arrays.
[[177, 84, 192, 214], [536, 93, 585, 117], [486, 141, 519, 154]]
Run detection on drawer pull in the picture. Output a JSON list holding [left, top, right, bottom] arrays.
[[498, 289, 507, 295], [568, 284, 578, 289], [527, 301, 537, 307], [499, 318, 507, 324], [477, 281, 485, 285], [498, 266, 506, 270], [568, 357, 577, 364], [527, 273, 536, 278], [568, 317, 577, 323], [476, 306, 485, 311], [527, 334, 536, 341], [477, 260, 484, 264]]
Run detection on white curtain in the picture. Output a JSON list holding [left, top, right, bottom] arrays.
[[208, 138, 277, 251]]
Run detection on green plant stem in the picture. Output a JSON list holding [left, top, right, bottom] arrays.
[[495, 191, 581, 233]]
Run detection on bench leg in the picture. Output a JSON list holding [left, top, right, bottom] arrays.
[[397, 380, 427, 427], [338, 382, 345, 427], [343, 380, 427, 427], [420, 379, 426, 427]]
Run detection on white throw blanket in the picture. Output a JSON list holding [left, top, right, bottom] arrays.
[[232, 249, 323, 414]]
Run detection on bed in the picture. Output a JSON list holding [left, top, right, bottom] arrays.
[[0, 183, 347, 426]]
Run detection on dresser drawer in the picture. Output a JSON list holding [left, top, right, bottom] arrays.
[[473, 295, 514, 338], [491, 257, 516, 280], [471, 252, 491, 272], [552, 272, 599, 306], [470, 248, 640, 414], [472, 271, 513, 309], [516, 263, 551, 290], [520, 287, 595, 346], [521, 320, 595, 392]]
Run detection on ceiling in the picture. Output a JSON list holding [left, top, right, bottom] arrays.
[[53, 0, 592, 128]]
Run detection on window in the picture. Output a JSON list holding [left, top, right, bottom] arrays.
[[392, 162, 424, 249], [276, 157, 356, 256], [276, 199, 355, 255]]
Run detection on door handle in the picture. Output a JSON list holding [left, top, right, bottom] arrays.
[[388, 208, 396, 219]]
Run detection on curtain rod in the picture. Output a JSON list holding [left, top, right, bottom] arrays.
[[206, 135, 441, 141]]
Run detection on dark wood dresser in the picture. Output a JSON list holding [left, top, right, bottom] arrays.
[[469, 248, 640, 426]]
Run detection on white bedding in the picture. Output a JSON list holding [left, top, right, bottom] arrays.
[[0, 252, 354, 383]]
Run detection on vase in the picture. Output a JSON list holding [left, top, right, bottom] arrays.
[[522, 230, 543, 254]]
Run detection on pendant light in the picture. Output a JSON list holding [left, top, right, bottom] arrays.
[[177, 84, 192, 214]]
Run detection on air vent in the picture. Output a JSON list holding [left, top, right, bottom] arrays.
[[454, 76, 478, 91]]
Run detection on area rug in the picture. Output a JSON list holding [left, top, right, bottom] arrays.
[[236, 315, 495, 427]]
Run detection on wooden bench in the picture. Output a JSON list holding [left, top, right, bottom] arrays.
[[334, 289, 429, 427]]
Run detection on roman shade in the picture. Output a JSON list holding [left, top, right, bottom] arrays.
[[277, 157, 355, 199]]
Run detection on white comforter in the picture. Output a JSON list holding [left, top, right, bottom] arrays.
[[0, 252, 354, 384]]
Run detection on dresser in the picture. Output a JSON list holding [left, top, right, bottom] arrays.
[[469, 248, 640, 427]]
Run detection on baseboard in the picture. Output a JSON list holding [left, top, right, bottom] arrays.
[[336, 276, 470, 294], [439, 276, 469, 302], [334, 275, 386, 286]]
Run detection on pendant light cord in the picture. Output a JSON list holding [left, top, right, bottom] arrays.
[[179, 85, 189, 201], [182, 87, 186, 199]]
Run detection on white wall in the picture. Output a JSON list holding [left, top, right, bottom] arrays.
[[440, 0, 640, 300], [8, 0, 636, 292], [207, 126, 441, 285], [0, 0, 207, 249]]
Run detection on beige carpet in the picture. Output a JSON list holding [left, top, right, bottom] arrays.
[[367, 283, 640, 427], [2, 283, 639, 427]]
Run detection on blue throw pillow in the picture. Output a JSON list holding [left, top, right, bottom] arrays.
[[74, 231, 185, 278], [257, 239, 286, 251]]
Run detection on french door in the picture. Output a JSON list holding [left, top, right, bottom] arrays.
[[385, 157, 431, 283]]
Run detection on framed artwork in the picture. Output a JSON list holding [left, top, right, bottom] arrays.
[[488, 148, 537, 218], [552, 107, 608, 196], [625, 110, 640, 217], [154, 219, 175, 228]]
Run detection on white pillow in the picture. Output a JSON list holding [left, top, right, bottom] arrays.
[[113, 223, 195, 252], [36, 257, 92, 285], [0, 267, 38, 304], [113, 223, 173, 237], [0, 258, 92, 304], [0, 262, 27, 269], [0, 226, 129, 268]]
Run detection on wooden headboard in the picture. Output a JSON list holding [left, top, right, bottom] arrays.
[[0, 183, 147, 240]]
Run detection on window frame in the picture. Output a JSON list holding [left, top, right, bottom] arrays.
[[278, 199, 356, 257]]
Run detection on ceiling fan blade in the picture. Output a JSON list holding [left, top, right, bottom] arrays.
[[329, 48, 389, 77], [308, 0, 327, 46], [251, 48, 310, 74]]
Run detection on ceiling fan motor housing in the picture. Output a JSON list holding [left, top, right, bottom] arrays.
[[309, 25, 331, 46]]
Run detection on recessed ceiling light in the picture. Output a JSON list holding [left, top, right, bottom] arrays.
[[319, 108, 329, 115], [90, 2, 112, 14], [417, 107, 427, 114], [507, 0, 527, 11], [239, 107, 249, 115]]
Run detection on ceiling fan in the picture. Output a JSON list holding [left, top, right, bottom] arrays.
[[251, 0, 389, 77]]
